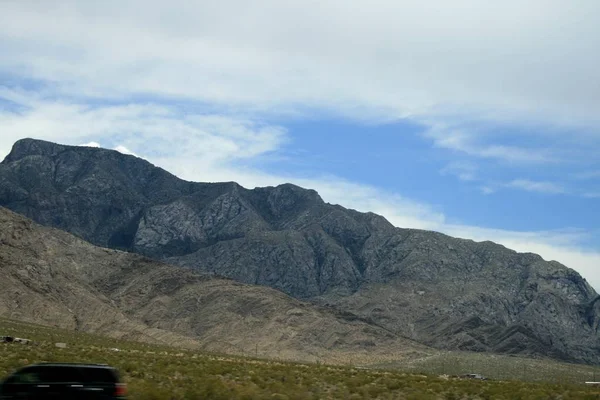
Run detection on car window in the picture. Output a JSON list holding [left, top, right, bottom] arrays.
[[16, 372, 41, 384], [10, 367, 41, 384], [78, 368, 117, 383], [27, 367, 84, 383]]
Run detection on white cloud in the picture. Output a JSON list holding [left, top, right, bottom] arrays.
[[440, 161, 478, 181], [81, 141, 135, 155], [113, 145, 138, 157], [507, 179, 565, 194], [0, 90, 286, 167], [476, 179, 599, 198], [480, 186, 496, 195], [576, 171, 600, 180], [1, 0, 600, 129], [424, 123, 554, 164]]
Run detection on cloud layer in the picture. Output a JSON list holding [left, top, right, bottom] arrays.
[[1, 1, 599, 288], [2, 0, 600, 127]]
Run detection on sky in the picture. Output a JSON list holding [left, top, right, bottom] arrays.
[[1, 0, 599, 288]]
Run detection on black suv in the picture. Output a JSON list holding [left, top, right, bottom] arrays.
[[0, 363, 126, 399]]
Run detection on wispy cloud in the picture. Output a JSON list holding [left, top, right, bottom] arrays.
[[80, 142, 101, 148], [575, 170, 600, 180], [0, 89, 286, 168], [440, 161, 478, 181], [424, 124, 553, 164], [480, 186, 496, 195], [479, 179, 599, 198], [114, 145, 138, 157], [506, 179, 565, 194], [1, 1, 600, 128]]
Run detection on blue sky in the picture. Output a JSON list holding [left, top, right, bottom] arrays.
[[268, 119, 600, 232], [0, 0, 599, 288]]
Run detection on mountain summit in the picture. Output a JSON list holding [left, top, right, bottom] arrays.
[[1, 138, 599, 364]]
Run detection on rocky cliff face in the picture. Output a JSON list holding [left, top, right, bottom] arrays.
[[1, 138, 599, 363]]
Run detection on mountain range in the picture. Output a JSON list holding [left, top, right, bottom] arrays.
[[1, 138, 599, 364]]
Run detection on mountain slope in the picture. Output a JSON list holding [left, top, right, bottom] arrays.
[[1, 138, 599, 364], [0, 206, 430, 364]]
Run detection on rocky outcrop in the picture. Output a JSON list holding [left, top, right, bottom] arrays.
[[1, 138, 599, 364]]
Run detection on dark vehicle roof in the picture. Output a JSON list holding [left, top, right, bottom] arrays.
[[4, 363, 121, 384], [26, 363, 115, 369]]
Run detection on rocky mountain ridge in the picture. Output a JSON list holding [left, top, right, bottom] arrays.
[[1, 138, 599, 364]]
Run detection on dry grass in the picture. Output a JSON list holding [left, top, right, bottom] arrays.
[[2, 318, 600, 399], [374, 351, 600, 385]]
